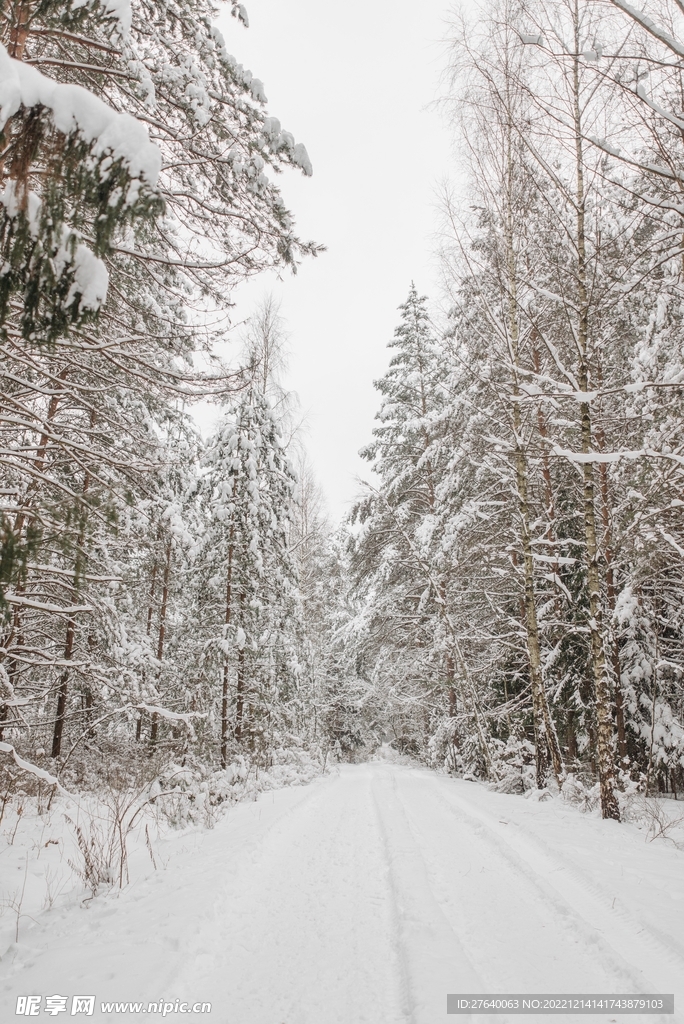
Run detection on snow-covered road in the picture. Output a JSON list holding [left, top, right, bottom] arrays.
[[1, 762, 683, 1023]]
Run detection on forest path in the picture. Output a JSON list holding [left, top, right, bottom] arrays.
[[1, 760, 683, 1023]]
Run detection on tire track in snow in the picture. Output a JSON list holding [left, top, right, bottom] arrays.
[[434, 779, 684, 986], [444, 784, 684, 967], [371, 765, 490, 1024], [138, 772, 332, 997], [168, 766, 407, 1024], [1, 764, 681, 1024], [400, 771, 682, 1024]]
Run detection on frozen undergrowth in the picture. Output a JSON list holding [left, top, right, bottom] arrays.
[[0, 747, 330, 958], [561, 775, 684, 847], [397, 729, 684, 853], [153, 747, 331, 828], [437, 733, 684, 846], [512, 771, 684, 848]]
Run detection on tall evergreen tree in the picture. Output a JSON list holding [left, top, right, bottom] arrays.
[[200, 384, 299, 766]]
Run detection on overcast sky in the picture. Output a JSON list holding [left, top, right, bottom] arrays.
[[213, 0, 456, 520]]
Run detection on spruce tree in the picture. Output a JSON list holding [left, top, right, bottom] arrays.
[[201, 384, 298, 765]]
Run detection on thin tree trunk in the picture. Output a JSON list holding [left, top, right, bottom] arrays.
[[451, 633, 498, 780], [567, 710, 577, 761], [437, 581, 494, 773], [513, 424, 564, 787], [0, 612, 22, 740], [599, 461, 627, 760], [221, 513, 236, 768], [579, 250, 620, 820], [503, 127, 563, 788], [51, 621, 75, 758], [571, 29, 620, 820], [595, 387, 627, 763], [532, 344, 563, 616], [51, 465, 91, 758], [234, 589, 246, 743], [447, 653, 456, 719], [84, 684, 94, 737], [81, 631, 98, 739], [146, 561, 158, 637], [150, 540, 172, 746], [137, 559, 158, 741]]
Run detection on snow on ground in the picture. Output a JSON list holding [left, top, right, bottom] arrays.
[[0, 758, 683, 1023]]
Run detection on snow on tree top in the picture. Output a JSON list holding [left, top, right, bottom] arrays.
[[73, 0, 132, 35], [102, 0, 133, 33], [0, 44, 161, 187]]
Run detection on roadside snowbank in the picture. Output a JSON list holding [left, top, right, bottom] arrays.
[[0, 748, 329, 960]]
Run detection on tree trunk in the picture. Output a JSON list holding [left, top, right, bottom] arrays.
[[572, 32, 619, 820], [137, 558, 158, 741], [514, 430, 564, 788], [51, 617, 75, 758], [7, 2, 31, 60], [503, 131, 563, 789], [596, 405, 627, 763], [578, 279, 620, 820], [234, 590, 246, 743], [221, 515, 236, 768], [447, 652, 456, 719], [532, 343, 563, 615], [150, 540, 172, 746], [567, 710, 577, 761], [50, 462, 91, 758]]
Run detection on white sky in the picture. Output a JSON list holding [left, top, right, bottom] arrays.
[[213, 0, 456, 520]]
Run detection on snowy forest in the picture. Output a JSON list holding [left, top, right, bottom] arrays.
[[1, 0, 684, 839]]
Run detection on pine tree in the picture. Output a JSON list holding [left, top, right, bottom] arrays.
[[349, 287, 469, 761], [200, 383, 298, 766]]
